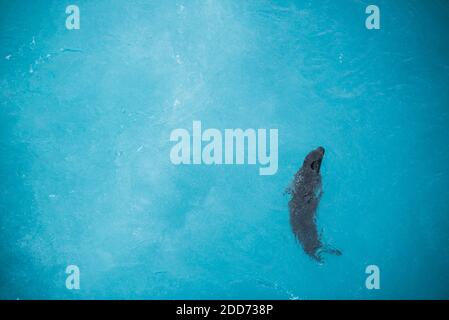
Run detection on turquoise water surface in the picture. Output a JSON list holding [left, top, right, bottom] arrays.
[[1, 0, 449, 299]]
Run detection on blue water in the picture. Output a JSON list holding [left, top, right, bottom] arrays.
[[1, 0, 449, 299]]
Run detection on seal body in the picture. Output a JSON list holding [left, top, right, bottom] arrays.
[[287, 147, 341, 262]]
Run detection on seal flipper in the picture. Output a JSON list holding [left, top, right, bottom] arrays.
[[310, 252, 324, 264], [321, 245, 342, 256], [284, 183, 294, 196]]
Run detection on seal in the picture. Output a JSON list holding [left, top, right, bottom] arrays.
[[286, 147, 341, 263]]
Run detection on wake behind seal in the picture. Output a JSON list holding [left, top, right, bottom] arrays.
[[286, 146, 341, 263]]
